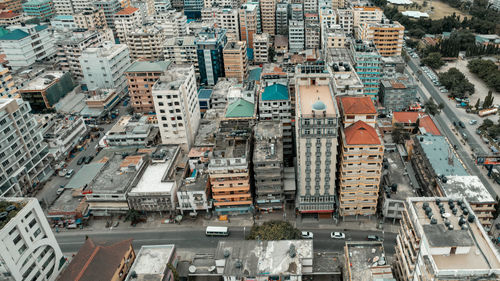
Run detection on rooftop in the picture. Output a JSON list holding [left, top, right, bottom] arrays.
[[254, 122, 283, 163], [164, 36, 196, 46], [338, 96, 376, 114], [345, 242, 393, 281], [66, 162, 106, 189], [130, 162, 175, 194], [344, 121, 381, 145], [248, 67, 261, 82], [198, 89, 213, 100], [393, 111, 422, 124], [116, 6, 139, 15], [0, 199, 26, 230], [440, 175, 495, 203], [298, 85, 337, 116], [382, 151, 417, 201], [418, 115, 441, 136], [225, 98, 255, 118], [261, 84, 288, 101], [0, 12, 20, 19], [153, 65, 192, 91], [126, 61, 171, 73], [20, 71, 65, 91], [213, 129, 250, 159], [48, 188, 87, 216], [125, 245, 175, 281], [416, 135, 468, 177], [107, 115, 151, 136]]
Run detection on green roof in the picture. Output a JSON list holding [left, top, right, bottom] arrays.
[[126, 61, 171, 72], [0, 29, 28, 40], [225, 98, 254, 118], [261, 84, 288, 101], [0, 28, 8, 38]]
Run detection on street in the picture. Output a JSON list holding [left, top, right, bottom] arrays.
[[55, 227, 397, 255]]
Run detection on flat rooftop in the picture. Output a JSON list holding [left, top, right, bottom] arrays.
[[345, 242, 393, 281], [416, 135, 468, 177], [298, 85, 337, 115], [440, 175, 495, 203], [214, 130, 250, 159], [194, 120, 217, 146], [253, 122, 283, 163], [108, 115, 150, 135], [382, 151, 416, 200], [153, 65, 191, 91], [129, 162, 174, 194], [21, 71, 65, 91], [125, 245, 175, 281], [409, 197, 500, 272], [48, 189, 86, 215]]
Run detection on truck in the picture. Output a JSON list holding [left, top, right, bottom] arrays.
[[479, 108, 498, 117]]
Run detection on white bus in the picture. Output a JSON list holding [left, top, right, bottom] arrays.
[[206, 226, 229, 236]]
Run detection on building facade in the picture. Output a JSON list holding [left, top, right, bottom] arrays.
[[253, 33, 269, 64], [350, 40, 381, 99], [276, 3, 288, 35], [22, 0, 55, 20], [163, 36, 198, 71], [195, 28, 227, 86], [73, 8, 107, 30], [260, 0, 276, 36], [223, 41, 248, 83], [380, 74, 417, 113], [239, 3, 258, 49], [0, 66, 18, 99], [289, 20, 305, 51], [114, 6, 141, 44], [357, 21, 404, 57]]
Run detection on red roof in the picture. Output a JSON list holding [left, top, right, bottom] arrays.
[[393, 111, 422, 123], [0, 12, 19, 18], [418, 115, 441, 136], [116, 6, 139, 15], [339, 96, 376, 114], [344, 120, 381, 145]]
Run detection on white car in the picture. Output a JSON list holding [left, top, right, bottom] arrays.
[[301, 231, 313, 239], [330, 232, 346, 239]]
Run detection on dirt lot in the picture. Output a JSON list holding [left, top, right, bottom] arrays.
[[395, 0, 468, 20]]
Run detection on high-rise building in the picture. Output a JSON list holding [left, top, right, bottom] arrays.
[[0, 0, 22, 12], [379, 74, 417, 113], [0, 66, 18, 99], [164, 36, 198, 72], [183, 0, 203, 19], [352, 6, 383, 28], [124, 25, 166, 61], [304, 0, 317, 13], [336, 8, 353, 34], [357, 20, 404, 57], [295, 62, 340, 217], [0, 12, 22, 26], [152, 64, 200, 151], [0, 99, 51, 197], [114, 6, 142, 44], [195, 28, 227, 85], [148, 11, 187, 37], [0, 198, 64, 281], [349, 40, 381, 99], [126, 61, 170, 113], [276, 3, 288, 35], [290, 3, 303, 21], [216, 8, 240, 42], [223, 41, 248, 83], [94, 0, 124, 32], [253, 33, 269, 63], [52, 0, 73, 14], [73, 8, 108, 30], [305, 22, 320, 49], [260, 0, 276, 36], [394, 197, 500, 280], [154, 0, 171, 13], [22, 0, 54, 20], [331, 0, 344, 8], [239, 3, 258, 49], [80, 41, 132, 93], [288, 20, 304, 51]]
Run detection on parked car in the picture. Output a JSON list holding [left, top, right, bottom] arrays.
[[56, 185, 64, 195], [65, 169, 74, 179], [367, 235, 383, 242], [77, 157, 85, 165], [469, 120, 477, 125], [84, 156, 94, 164], [301, 231, 314, 239], [458, 121, 465, 129], [330, 232, 346, 239], [476, 129, 482, 135]]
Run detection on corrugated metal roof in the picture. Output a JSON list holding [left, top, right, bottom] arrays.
[[261, 84, 288, 101], [225, 98, 254, 118]]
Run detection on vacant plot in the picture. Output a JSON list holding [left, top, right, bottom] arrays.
[[395, 0, 468, 20]]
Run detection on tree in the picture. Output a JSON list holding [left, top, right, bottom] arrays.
[[438, 102, 445, 112], [392, 123, 410, 144], [247, 221, 301, 240], [422, 52, 445, 69], [483, 90, 494, 109], [425, 98, 439, 115], [124, 209, 142, 225], [474, 98, 481, 110], [438, 68, 475, 98]]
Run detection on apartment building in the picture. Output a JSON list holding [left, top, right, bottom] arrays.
[[0, 198, 64, 281], [43, 115, 87, 161], [0, 66, 18, 99], [94, 0, 124, 32], [329, 59, 364, 96], [52, 0, 73, 15], [295, 62, 340, 217], [216, 8, 240, 42], [337, 96, 377, 128], [0, 99, 51, 197], [56, 29, 105, 80], [196, 28, 227, 85], [357, 20, 404, 57], [290, 3, 303, 20], [223, 41, 248, 83], [276, 3, 288, 35], [164, 36, 198, 72], [125, 60, 170, 113], [260, 0, 276, 36], [148, 11, 187, 37], [380, 74, 417, 112], [352, 6, 383, 27], [22, 0, 54, 20], [323, 26, 348, 49], [0, 0, 22, 12], [304, 0, 317, 12], [394, 197, 500, 280], [0, 25, 55, 71], [152, 65, 200, 151], [73, 8, 107, 30], [253, 33, 269, 64], [289, 20, 305, 51], [114, 6, 141, 44], [0, 12, 22, 26], [338, 120, 383, 217], [319, 6, 336, 30], [336, 8, 353, 34], [239, 3, 258, 50], [80, 41, 132, 93], [349, 40, 381, 99], [124, 25, 165, 61], [305, 23, 320, 49], [154, 0, 171, 12], [131, 0, 154, 21], [332, 0, 344, 8], [50, 15, 76, 30], [106, 115, 159, 147]]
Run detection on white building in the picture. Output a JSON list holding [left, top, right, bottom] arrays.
[[148, 11, 187, 37], [253, 33, 269, 63], [217, 8, 240, 42], [114, 6, 142, 44], [80, 41, 132, 93], [125, 25, 166, 61], [289, 20, 305, 51], [53, 0, 74, 15], [154, 0, 172, 13], [0, 25, 56, 71], [42, 115, 87, 161], [0, 99, 52, 197], [305, 23, 320, 49], [304, 0, 317, 12], [50, 15, 76, 30], [152, 65, 200, 152], [105, 115, 158, 147], [0, 198, 64, 281], [163, 36, 198, 72], [336, 8, 353, 34]]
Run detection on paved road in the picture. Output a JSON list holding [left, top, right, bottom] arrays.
[[407, 58, 499, 200], [55, 227, 397, 255]]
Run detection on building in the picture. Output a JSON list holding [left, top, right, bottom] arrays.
[[290, 3, 303, 21], [127, 146, 182, 213], [52, 0, 73, 15], [239, 3, 258, 49], [223, 41, 248, 83], [357, 21, 404, 57], [336, 9, 353, 34], [105, 115, 159, 147], [337, 95, 377, 128], [93, 0, 124, 32], [338, 120, 383, 217], [352, 6, 383, 27], [276, 3, 288, 35], [253, 33, 269, 63], [196, 28, 227, 86], [305, 23, 320, 50], [125, 245, 177, 281], [0, 0, 22, 12], [344, 241, 394, 280], [50, 15, 76, 30], [163, 36, 198, 72], [253, 122, 284, 211], [73, 8, 108, 30], [0, 198, 64, 281], [350, 40, 381, 99], [323, 26, 348, 49], [22, 0, 54, 20], [125, 60, 170, 113], [81, 88, 121, 123], [131, 0, 154, 21], [80, 41, 132, 93], [260, 0, 276, 36], [394, 197, 500, 280], [295, 62, 340, 217], [319, 6, 336, 30], [0, 12, 22, 26], [125, 25, 165, 61], [380, 55, 405, 78], [380, 74, 417, 113], [148, 11, 187, 38], [114, 6, 141, 44], [0, 66, 18, 99], [58, 238, 135, 281], [0, 25, 55, 71], [289, 20, 305, 51], [43, 115, 87, 161], [152, 64, 200, 151], [213, 8, 239, 42], [330, 60, 364, 96]]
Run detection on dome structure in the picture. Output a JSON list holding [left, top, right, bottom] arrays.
[[312, 100, 326, 111]]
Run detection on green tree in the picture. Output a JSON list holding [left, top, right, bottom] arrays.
[[438, 68, 475, 98], [422, 52, 445, 69], [392, 123, 410, 144], [425, 98, 439, 115], [247, 221, 301, 240], [483, 91, 494, 109], [124, 209, 142, 225], [474, 98, 481, 110]]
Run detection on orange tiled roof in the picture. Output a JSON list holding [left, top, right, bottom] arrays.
[[344, 120, 381, 145], [116, 6, 139, 15], [120, 155, 143, 167], [0, 12, 19, 18], [418, 115, 441, 136], [393, 111, 422, 123], [339, 96, 376, 114]]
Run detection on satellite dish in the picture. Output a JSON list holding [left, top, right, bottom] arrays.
[[189, 265, 197, 273]]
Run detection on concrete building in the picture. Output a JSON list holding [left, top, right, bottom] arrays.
[[336, 9, 353, 34], [305, 23, 320, 50], [380, 55, 405, 78], [125, 60, 170, 113], [253, 33, 269, 63], [352, 6, 383, 27], [73, 8, 108, 30], [214, 8, 239, 42], [290, 3, 303, 21], [344, 241, 394, 280], [80, 41, 132, 93], [147, 11, 187, 38], [93, 0, 124, 32], [331, 0, 344, 8], [276, 3, 288, 35], [253, 122, 285, 211], [22, 0, 54, 20], [114, 6, 142, 44], [105, 115, 159, 147], [319, 6, 336, 30], [394, 197, 500, 280], [0, 66, 17, 99], [50, 15, 76, 30], [130, 0, 155, 21], [127, 146, 182, 213], [350, 40, 381, 99], [125, 245, 177, 281], [154, 0, 171, 13], [330, 60, 364, 96], [260, 0, 276, 36], [323, 26, 348, 49], [124, 25, 165, 61], [196, 28, 227, 86], [304, 0, 317, 12], [357, 21, 404, 57], [337, 95, 377, 128], [223, 41, 248, 83], [295, 62, 340, 217], [43, 115, 87, 161], [0, 25, 55, 71], [0, 0, 22, 12], [239, 3, 258, 49], [152, 64, 200, 151], [380, 74, 417, 113], [0, 12, 22, 26], [0, 198, 64, 281], [338, 120, 383, 217], [289, 20, 305, 51], [163, 36, 198, 72], [52, 0, 73, 15]]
